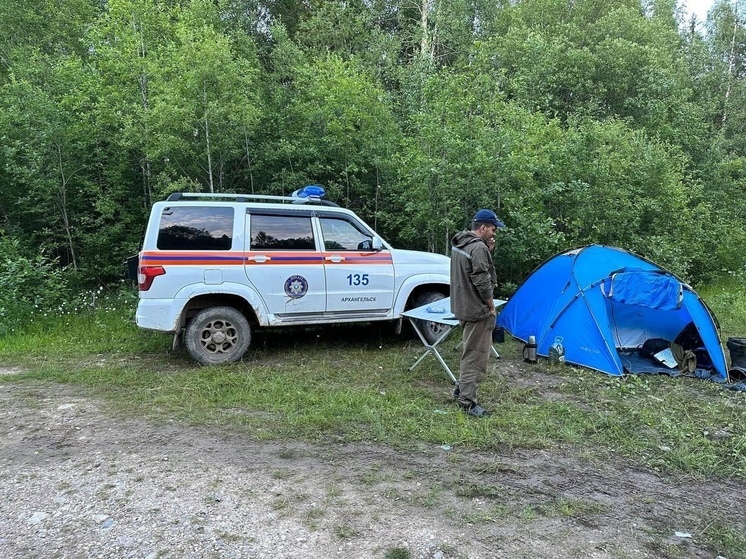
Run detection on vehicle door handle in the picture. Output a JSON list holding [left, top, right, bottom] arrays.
[[248, 255, 270, 263], [325, 255, 345, 263]]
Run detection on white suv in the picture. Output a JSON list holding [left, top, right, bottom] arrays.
[[135, 188, 450, 364]]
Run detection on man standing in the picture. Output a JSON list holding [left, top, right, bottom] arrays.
[[450, 209, 504, 417]]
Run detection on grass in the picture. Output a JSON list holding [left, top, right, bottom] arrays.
[[697, 274, 746, 340], [1, 280, 745, 556], [1, 285, 744, 477]]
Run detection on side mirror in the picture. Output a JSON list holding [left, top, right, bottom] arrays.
[[357, 237, 383, 251]]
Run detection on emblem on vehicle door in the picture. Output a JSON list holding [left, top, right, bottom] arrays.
[[284, 275, 309, 299]]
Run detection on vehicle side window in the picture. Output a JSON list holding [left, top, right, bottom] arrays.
[[319, 217, 372, 251], [250, 214, 315, 250], [157, 206, 233, 250]]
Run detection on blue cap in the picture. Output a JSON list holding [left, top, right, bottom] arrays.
[[472, 209, 505, 228]]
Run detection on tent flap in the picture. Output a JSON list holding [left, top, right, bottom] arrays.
[[606, 271, 682, 311]]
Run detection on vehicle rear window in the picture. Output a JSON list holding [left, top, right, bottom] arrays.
[[157, 206, 234, 250], [250, 214, 315, 250]]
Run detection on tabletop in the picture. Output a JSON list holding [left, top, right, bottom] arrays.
[[400, 297, 506, 326]]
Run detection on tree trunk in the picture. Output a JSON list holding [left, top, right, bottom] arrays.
[[56, 144, 78, 270], [243, 128, 254, 194], [722, 1, 740, 125], [135, 16, 153, 207], [203, 81, 215, 193]]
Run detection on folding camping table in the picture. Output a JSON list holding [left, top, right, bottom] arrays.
[[401, 297, 506, 383]]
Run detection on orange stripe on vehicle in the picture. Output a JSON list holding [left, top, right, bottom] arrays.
[[140, 251, 393, 266], [321, 252, 393, 263], [140, 252, 244, 266]]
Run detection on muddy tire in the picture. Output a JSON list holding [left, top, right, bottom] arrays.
[[185, 306, 251, 365]]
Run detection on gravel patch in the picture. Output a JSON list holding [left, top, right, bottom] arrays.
[[1, 382, 743, 559]]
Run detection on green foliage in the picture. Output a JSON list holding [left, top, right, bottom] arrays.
[[148, 0, 263, 196], [544, 119, 703, 277], [489, 0, 700, 137], [695, 273, 746, 340], [0, 52, 101, 272], [0, 0, 98, 68], [1, 0, 746, 287], [0, 234, 73, 336], [258, 51, 399, 218]]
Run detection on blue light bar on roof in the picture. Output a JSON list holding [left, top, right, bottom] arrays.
[[291, 184, 326, 199]]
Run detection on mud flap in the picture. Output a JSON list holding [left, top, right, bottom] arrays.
[[172, 330, 184, 352]]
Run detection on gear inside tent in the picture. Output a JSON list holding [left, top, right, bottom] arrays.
[[496, 245, 729, 380]]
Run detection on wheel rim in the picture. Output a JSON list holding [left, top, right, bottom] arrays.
[[426, 321, 448, 338], [199, 319, 239, 355]]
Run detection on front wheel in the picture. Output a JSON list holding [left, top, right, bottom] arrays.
[[412, 291, 449, 345], [185, 306, 251, 365]]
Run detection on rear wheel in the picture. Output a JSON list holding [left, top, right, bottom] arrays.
[[412, 291, 448, 345], [185, 306, 251, 365]]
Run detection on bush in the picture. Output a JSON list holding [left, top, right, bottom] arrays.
[[0, 234, 73, 336]]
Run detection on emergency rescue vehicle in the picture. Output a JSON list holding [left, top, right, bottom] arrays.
[[135, 186, 451, 364]]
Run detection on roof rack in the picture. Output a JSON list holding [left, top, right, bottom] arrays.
[[165, 191, 339, 207]]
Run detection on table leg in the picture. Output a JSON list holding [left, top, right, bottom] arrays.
[[407, 319, 457, 383]]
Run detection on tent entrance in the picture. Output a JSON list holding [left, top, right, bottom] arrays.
[[602, 273, 717, 376]]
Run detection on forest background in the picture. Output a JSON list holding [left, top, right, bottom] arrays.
[[0, 0, 745, 332]]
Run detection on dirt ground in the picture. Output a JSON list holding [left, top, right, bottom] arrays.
[[0, 373, 743, 559]]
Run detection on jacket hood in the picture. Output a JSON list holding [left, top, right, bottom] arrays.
[[452, 230, 483, 250]]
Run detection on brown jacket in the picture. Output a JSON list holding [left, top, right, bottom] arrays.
[[450, 231, 496, 322]]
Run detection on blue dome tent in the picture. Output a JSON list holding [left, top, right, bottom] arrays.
[[497, 245, 728, 379]]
